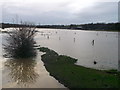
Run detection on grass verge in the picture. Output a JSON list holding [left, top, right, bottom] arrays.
[[38, 47, 120, 89]]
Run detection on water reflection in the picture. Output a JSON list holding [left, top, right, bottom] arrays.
[[2, 29, 66, 88], [73, 38, 75, 43], [96, 33, 98, 36], [59, 37, 61, 40], [92, 40, 95, 46], [47, 35, 49, 39], [4, 58, 39, 86], [2, 27, 38, 86]]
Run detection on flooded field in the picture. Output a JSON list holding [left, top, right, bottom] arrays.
[[35, 28, 118, 70], [0, 28, 119, 88], [1, 30, 65, 88]]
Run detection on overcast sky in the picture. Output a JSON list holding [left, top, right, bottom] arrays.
[[0, 0, 119, 24]]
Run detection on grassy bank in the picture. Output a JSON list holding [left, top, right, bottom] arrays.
[[38, 47, 119, 89]]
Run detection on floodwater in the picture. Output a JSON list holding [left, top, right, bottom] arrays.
[[35, 28, 118, 70], [0, 32, 2, 89], [0, 31, 65, 88], [2, 52, 65, 88], [0, 28, 119, 88]]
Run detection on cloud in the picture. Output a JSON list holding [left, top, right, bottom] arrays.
[[72, 2, 118, 24], [0, 3, 2, 22], [1, 0, 119, 24], [118, 1, 120, 22]]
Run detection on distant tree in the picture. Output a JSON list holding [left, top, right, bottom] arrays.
[[3, 23, 37, 58]]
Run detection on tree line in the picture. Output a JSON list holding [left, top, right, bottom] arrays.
[[0, 22, 120, 31]]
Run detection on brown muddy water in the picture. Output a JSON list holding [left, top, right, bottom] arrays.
[[0, 30, 66, 88], [2, 51, 65, 88], [0, 28, 119, 88]]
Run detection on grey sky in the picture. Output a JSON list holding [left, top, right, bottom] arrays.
[[118, 1, 120, 22], [0, 0, 119, 24]]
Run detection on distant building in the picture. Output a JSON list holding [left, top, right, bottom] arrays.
[[76, 26, 82, 29], [70, 24, 83, 29]]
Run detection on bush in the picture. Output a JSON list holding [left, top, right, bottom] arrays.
[[3, 25, 37, 58]]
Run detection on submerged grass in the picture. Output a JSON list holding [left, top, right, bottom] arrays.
[[38, 47, 119, 89]]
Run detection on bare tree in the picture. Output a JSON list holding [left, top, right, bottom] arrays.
[[3, 23, 37, 58]]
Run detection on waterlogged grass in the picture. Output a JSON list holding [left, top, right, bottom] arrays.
[[38, 47, 119, 89]]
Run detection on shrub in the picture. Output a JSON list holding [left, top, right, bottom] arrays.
[[3, 25, 37, 58]]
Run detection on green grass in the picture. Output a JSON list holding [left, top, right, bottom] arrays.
[[38, 47, 119, 89]]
